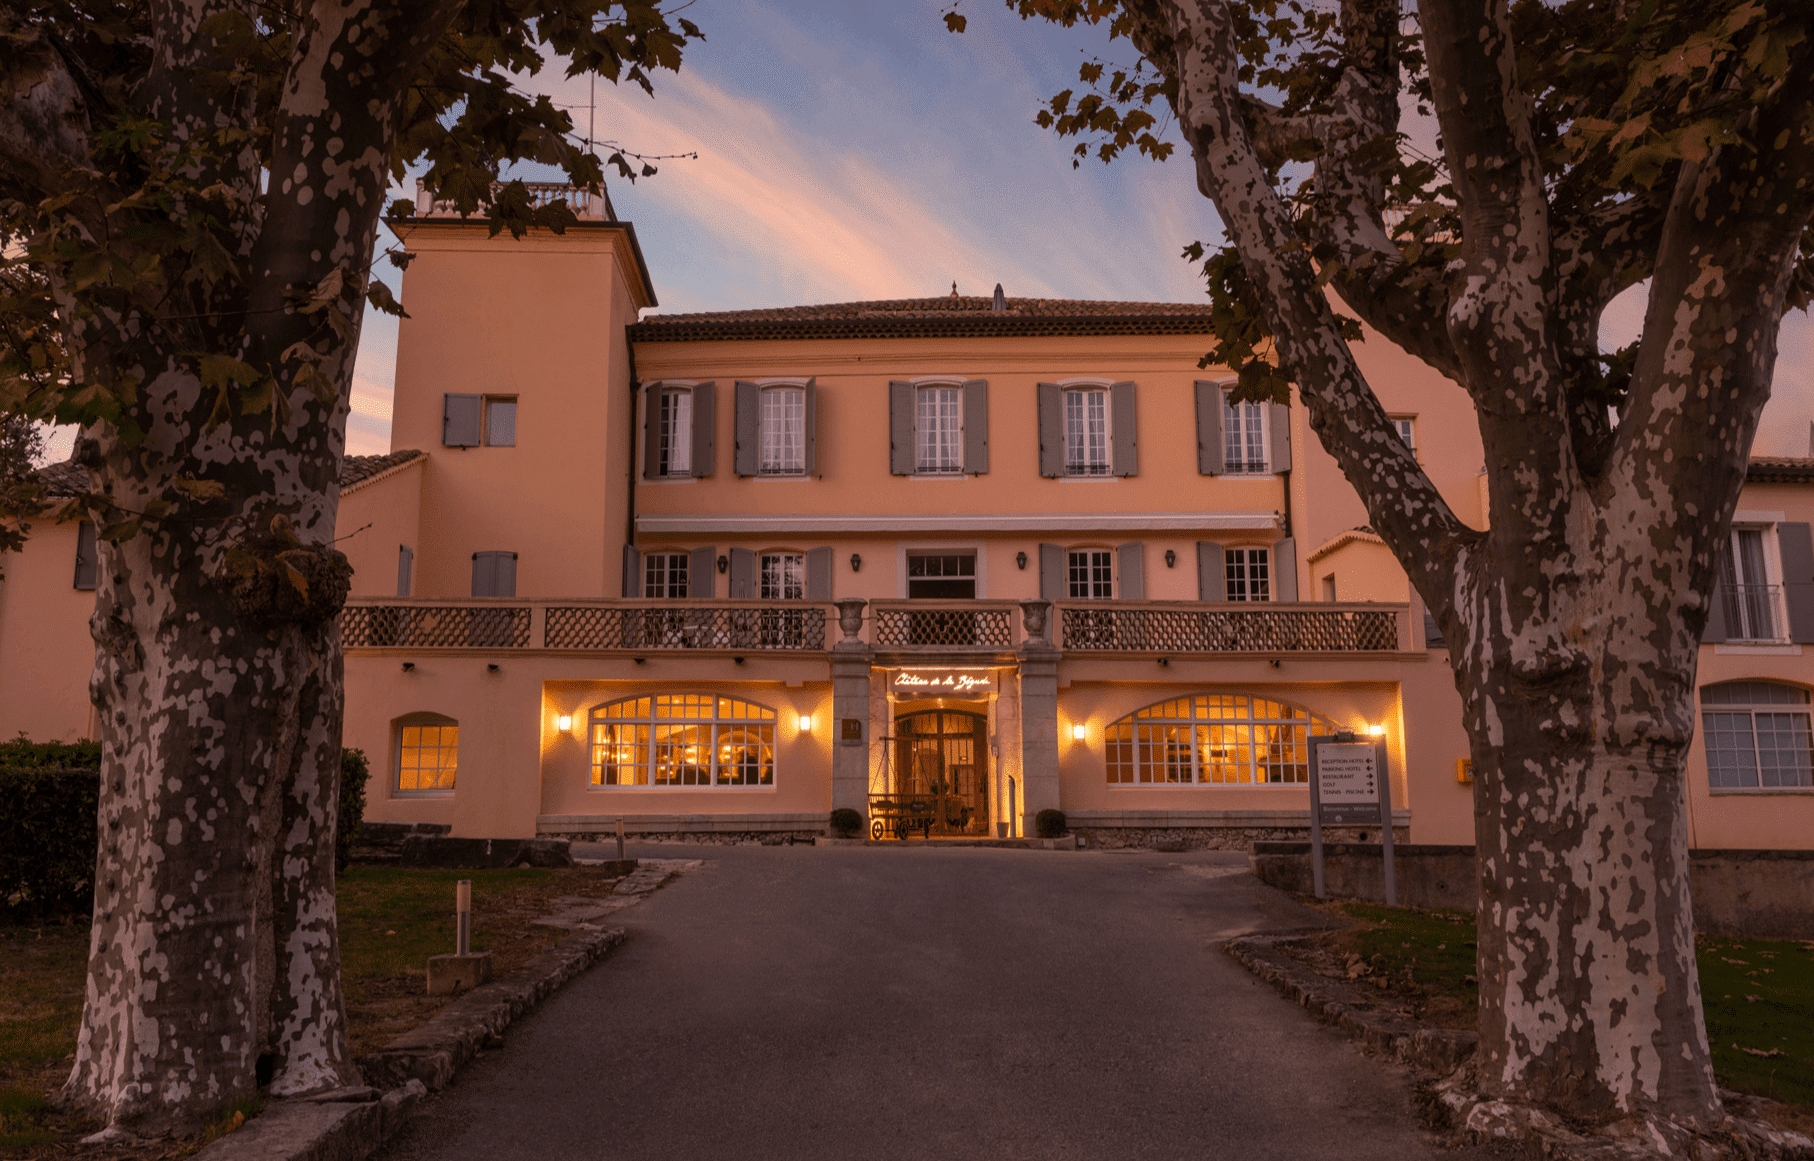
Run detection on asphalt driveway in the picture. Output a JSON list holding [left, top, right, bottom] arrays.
[[376, 843, 1491, 1161]]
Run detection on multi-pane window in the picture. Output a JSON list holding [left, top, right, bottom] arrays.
[[1717, 528, 1784, 641], [1393, 417, 1417, 453], [397, 718, 458, 792], [916, 386, 962, 473], [1702, 682, 1813, 790], [590, 695, 777, 788], [1226, 547, 1271, 601], [643, 552, 689, 599], [1223, 393, 1266, 473], [658, 389, 692, 476], [906, 553, 976, 599], [760, 552, 806, 600], [760, 387, 805, 474], [1064, 389, 1110, 476], [484, 396, 517, 446], [1106, 695, 1335, 785], [1068, 549, 1113, 599]]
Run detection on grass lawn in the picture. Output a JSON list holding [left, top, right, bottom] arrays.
[[0, 863, 630, 1157], [1308, 902, 1814, 1118]]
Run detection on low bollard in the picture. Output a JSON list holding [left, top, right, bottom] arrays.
[[428, 877, 491, 996], [616, 816, 625, 862], [456, 878, 472, 955]]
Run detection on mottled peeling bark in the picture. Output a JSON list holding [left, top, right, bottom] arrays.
[[1115, 0, 1814, 1133]]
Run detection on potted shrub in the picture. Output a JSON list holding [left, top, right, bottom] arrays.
[[828, 808, 863, 839], [1034, 809, 1066, 839]]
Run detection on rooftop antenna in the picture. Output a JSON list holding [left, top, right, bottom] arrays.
[[951, 281, 958, 297]]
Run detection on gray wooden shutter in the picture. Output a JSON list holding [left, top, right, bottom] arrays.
[[963, 379, 989, 474], [1039, 543, 1065, 600], [471, 552, 494, 597], [802, 377, 818, 475], [1116, 542, 1145, 600], [642, 384, 663, 479], [889, 381, 914, 475], [1037, 383, 1063, 477], [495, 552, 517, 598], [806, 546, 833, 600], [397, 545, 414, 597], [1272, 538, 1298, 601], [1198, 541, 1226, 601], [443, 393, 481, 447], [1778, 522, 1814, 643], [729, 548, 756, 598], [734, 381, 759, 475], [691, 382, 715, 477], [687, 546, 715, 599], [1703, 579, 1730, 642], [1269, 402, 1292, 472], [1110, 381, 1138, 476], [622, 544, 641, 598], [73, 521, 97, 591], [1196, 381, 1224, 475]]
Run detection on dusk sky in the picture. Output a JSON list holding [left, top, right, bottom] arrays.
[[42, 0, 1809, 461]]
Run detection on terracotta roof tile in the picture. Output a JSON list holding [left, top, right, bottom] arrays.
[[1747, 456, 1814, 483], [340, 449, 424, 489], [630, 295, 1219, 342], [33, 459, 90, 498]]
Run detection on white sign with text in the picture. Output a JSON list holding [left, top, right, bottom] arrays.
[[1315, 743, 1380, 804]]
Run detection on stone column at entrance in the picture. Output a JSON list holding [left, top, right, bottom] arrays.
[[830, 599, 873, 815], [1016, 599, 1061, 834]]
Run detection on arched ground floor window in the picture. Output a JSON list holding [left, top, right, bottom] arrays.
[[395, 712, 458, 793], [591, 694, 776, 787], [1106, 694, 1335, 785]]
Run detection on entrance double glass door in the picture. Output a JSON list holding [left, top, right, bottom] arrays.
[[873, 711, 989, 838]]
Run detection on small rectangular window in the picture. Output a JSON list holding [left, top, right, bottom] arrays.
[[398, 722, 458, 792], [659, 390, 692, 476], [1226, 547, 1271, 602], [643, 552, 690, 599], [916, 386, 962, 473], [1067, 549, 1113, 599], [1393, 416, 1417, 452], [1321, 575, 1337, 602], [1064, 389, 1110, 476], [484, 396, 517, 446], [907, 552, 976, 599], [760, 552, 806, 600], [1223, 394, 1267, 474], [759, 388, 805, 474]]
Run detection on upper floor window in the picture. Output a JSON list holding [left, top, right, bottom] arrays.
[[471, 550, 517, 598], [761, 552, 806, 600], [659, 389, 692, 475], [1068, 549, 1113, 599], [1226, 546, 1271, 601], [908, 552, 976, 599], [485, 397, 517, 446], [1392, 416, 1417, 454], [733, 379, 815, 477], [1106, 694, 1335, 786], [890, 379, 988, 475], [1038, 380, 1136, 478], [73, 521, 97, 591], [643, 381, 715, 479], [590, 694, 777, 788], [644, 552, 689, 599], [1702, 681, 1812, 791], [396, 713, 458, 794], [1718, 527, 1783, 642], [1065, 389, 1110, 476], [442, 393, 515, 448], [1223, 394, 1267, 474]]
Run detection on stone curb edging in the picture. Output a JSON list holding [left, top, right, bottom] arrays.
[[1225, 934, 1478, 1074], [192, 925, 628, 1161]]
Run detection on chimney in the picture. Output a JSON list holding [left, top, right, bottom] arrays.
[[992, 284, 1006, 313]]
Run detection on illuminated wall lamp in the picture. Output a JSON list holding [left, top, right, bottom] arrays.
[[556, 714, 573, 732], [1366, 724, 1386, 737], [799, 714, 814, 732], [1071, 723, 1087, 741]]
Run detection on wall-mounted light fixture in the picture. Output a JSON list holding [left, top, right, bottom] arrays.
[[1157, 657, 1169, 667], [556, 714, 573, 732], [1164, 549, 1177, 568], [733, 656, 746, 665], [799, 714, 814, 732], [1269, 659, 1281, 668], [717, 555, 728, 574], [1367, 723, 1386, 737], [401, 662, 415, 672], [850, 553, 862, 573], [487, 663, 500, 673], [633, 657, 647, 665], [1071, 723, 1087, 741], [1016, 551, 1028, 570]]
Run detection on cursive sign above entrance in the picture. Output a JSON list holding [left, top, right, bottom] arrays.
[[889, 669, 996, 697]]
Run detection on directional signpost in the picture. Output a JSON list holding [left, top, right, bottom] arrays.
[[1308, 732, 1395, 905]]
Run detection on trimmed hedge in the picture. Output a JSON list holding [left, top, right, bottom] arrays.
[[1034, 808, 1067, 839], [0, 744, 372, 922]]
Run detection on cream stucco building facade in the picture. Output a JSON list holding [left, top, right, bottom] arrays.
[[4, 185, 1810, 850]]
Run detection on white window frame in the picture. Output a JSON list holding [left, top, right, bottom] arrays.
[[483, 395, 517, 447], [915, 382, 964, 475], [657, 387, 693, 477], [1062, 387, 1111, 477], [759, 551, 806, 600], [1104, 694, 1336, 786], [1718, 524, 1788, 643], [1067, 548, 1114, 599], [1222, 391, 1268, 475], [893, 542, 988, 598], [1392, 416, 1417, 456], [394, 713, 459, 796], [588, 694, 778, 790], [643, 551, 690, 599], [1701, 681, 1813, 792], [1226, 546, 1272, 602], [758, 385, 806, 476]]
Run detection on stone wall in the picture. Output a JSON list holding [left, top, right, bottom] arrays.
[[1076, 825, 1409, 852], [1249, 843, 1814, 940]]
